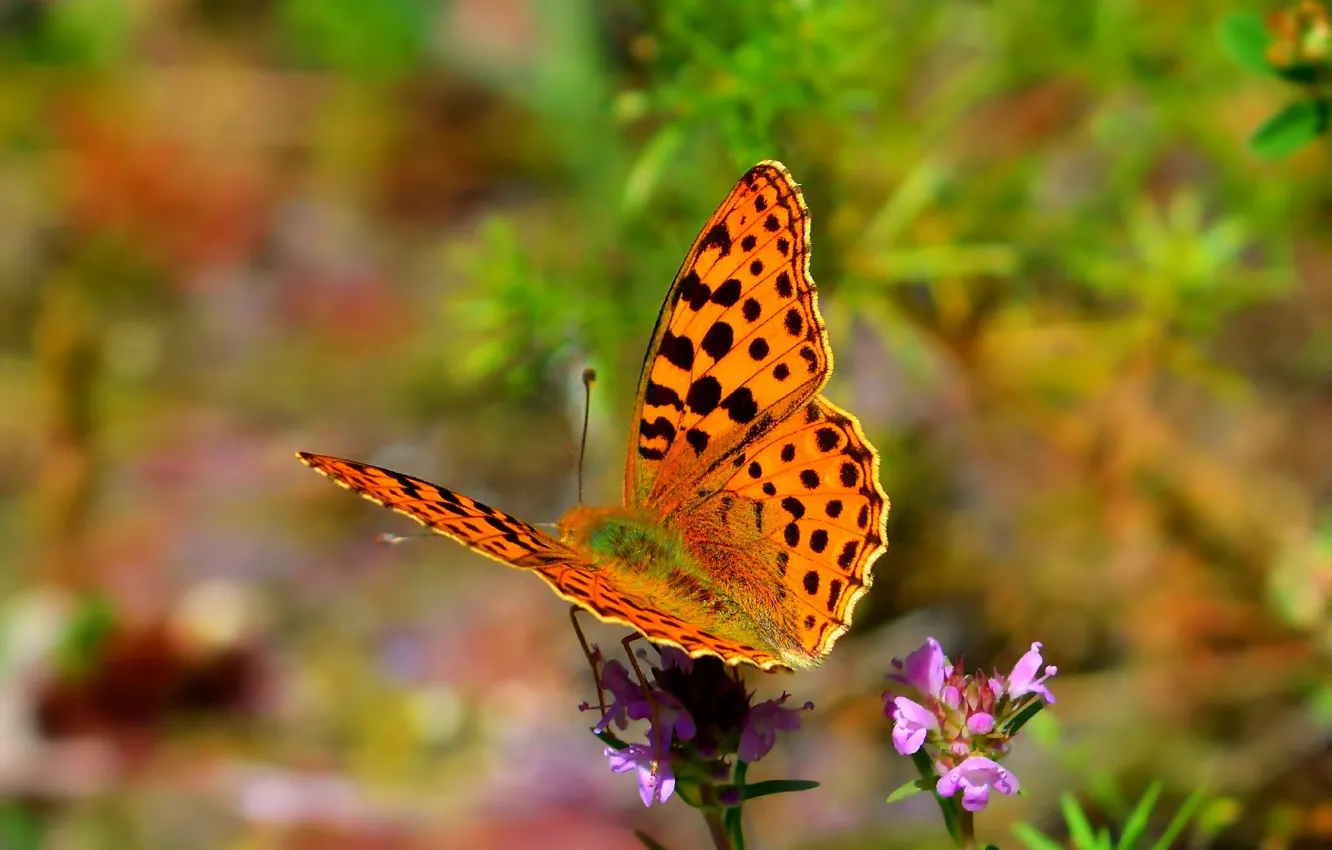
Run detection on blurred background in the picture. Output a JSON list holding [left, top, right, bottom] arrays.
[[1, 0, 1330, 847]]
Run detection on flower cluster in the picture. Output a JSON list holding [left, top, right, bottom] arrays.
[[885, 638, 1056, 812], [583, 646, 812, 807]]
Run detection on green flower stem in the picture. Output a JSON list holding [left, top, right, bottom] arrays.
[[960, 810, 977, 850], [698, 783, 733, 850]]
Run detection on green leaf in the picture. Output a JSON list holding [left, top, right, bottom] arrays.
[[1217, 12, 1274, 76], [1011, 822, 1065, 850], [1149, 786, 1208, 850], [623, 126, 685, 215], [594, 729, 629, 750], [1003, 699, 1048, 737], [1118, 781, 1163, 850], [1060, 793, 1099, 850], [736, 779, 820, 800], [1250, 100, 1329, 160], [887, 777, 936, 804], [634, 830, 670, 850]]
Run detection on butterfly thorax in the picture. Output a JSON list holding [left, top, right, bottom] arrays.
[[556, 504, 803, 663], [558, 506, 694, 578]]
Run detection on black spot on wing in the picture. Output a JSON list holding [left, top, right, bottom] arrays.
[[720, 388, 758, 423], [644, 382, 683, 411], [712, 278, 742, 307], [827, 578, 843, 612], [784, 523, 800, 547], [785, 309, 804, 337], [840, 462, 859, 487], [700, 222, 732, 257], [686, 376, 722, 415], [701, 322, 734, 360], [661, 331, 695, 371], [639, 416, 677, 445], [816, 428, 840, 452], [799, 346, 819, 373], [837, 541, 858, 568], [685, 428, 710, 455], [809, 529, 829, 553]]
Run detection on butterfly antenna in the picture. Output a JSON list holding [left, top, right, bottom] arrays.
[[578, 367, 596, 504]]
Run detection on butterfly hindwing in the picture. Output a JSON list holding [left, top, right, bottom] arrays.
[[718, 396, 887, 657], [627, 161, 828, 506], [534, 563, 784, 669]]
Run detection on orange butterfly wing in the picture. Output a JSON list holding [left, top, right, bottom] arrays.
[[626, 161, 828, 508], [297, 453, 570, 567], [713, 396, 886, 660], [622, 161, 889, 665], [296, 453, 785, 668]]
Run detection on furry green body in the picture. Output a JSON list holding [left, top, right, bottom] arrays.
[[558, 505, 784, 659]]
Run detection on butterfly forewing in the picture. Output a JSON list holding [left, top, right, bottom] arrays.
[[627, 162, 829, 507], [296, 453, 573, 567]]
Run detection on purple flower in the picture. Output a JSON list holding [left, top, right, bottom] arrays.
[[605, 743, 675, 807], [738, 693, 812, 763], [655, 691, 697, 744], [888, 637, 947, 697], [889, 696, 937, 755], [966, 713, 995, 735], [594, 660, 651, 733], [936, 755, 1019, 812], [1006, 642, 1057, 703]]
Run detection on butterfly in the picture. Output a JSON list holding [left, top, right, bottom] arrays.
[[298, 161, 888, 671]]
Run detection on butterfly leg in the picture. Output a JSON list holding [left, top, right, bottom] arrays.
[[569, 605, 606, 717], [620, 633, 665, 781]]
